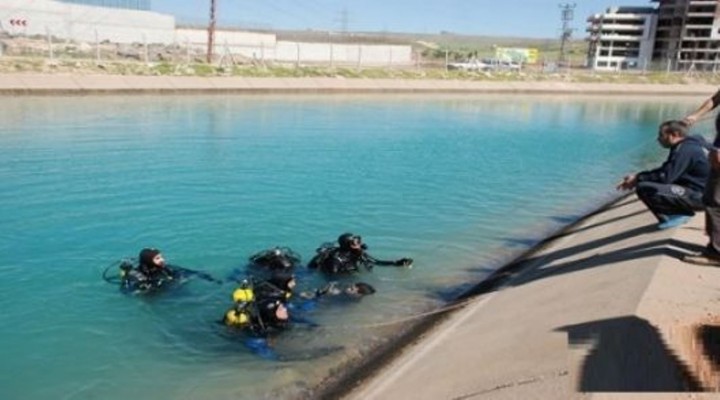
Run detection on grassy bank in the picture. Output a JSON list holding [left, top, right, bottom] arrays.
[[3, 56, 720, 85]]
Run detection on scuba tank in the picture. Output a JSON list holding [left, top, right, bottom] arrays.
[[307, 242, 337, 270], [224, 280, 256, 328]]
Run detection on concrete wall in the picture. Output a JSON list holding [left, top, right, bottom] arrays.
[[0, 0, 175, 44], [176, 28, 413, 66], [261, 42, 413, 66], [175, 28, 276, 48]]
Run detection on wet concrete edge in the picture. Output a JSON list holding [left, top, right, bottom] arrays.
[[309, 193, 632, 400]]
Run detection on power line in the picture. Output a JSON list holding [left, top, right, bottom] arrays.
[[558, 2, 576, 65]]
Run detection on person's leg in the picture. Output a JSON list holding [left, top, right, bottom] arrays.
[[635, 181, 701, 221], [635, 181, 666, 222], [703, 170, 720, 255], [685, 169, 720, 265]]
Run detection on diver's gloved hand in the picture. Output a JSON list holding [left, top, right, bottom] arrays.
[[315, 282, 339, 297], [394, 258, 413, 267]]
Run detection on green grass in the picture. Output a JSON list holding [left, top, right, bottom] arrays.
[[3, 55, 720, 85]]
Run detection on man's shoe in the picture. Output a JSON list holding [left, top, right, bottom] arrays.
[[682, 253, 720, 267], [657, 215, 691, 230]]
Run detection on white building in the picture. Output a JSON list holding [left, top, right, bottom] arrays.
[[586, 6, 658, 71], [0, 0, 413, 66]]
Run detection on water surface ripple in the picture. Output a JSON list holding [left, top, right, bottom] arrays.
[[0, 94, 705, 399]]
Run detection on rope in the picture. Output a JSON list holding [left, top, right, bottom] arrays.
[[306, 295, 483, 331]]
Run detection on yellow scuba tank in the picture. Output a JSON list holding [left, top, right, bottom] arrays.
[[224, 308, 250, 326], [232, 280, 255, 303], [226, 280, 255, 327]]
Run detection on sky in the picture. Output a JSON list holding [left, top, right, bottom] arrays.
[[151, 0, 653, 38]]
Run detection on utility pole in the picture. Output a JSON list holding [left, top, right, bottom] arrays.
[[337, 8, 349, 34], [558, 3, 576, 66], [207, 0, 217, 64]]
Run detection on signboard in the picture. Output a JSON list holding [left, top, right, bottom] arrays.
[[495, 47, 539, 64]]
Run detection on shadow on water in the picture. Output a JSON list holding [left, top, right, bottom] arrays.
[[455, 193, 704, 300], [496, 208, 644, 251], [549, 215, 583, 225], [497, 236, 543, 249], [556, 316, 702, 392]]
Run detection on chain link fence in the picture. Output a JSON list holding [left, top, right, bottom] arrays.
[[4, 27, 718, 82]]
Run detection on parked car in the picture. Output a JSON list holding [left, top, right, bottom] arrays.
[[481, 58, 521, 71], [448, 59, 489, 71]]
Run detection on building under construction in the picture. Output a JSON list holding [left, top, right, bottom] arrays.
[[586, 6, 658, 70], [652, 0, 720, 70], [588, 0, 720, 71]]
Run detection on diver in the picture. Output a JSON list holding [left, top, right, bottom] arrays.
[[252, 272, 375, 312], [104, 248, 220, 294], [226, 246, 302, 283], [222, 282, 292, 359], [299, 281, 377, 306], [308, 233, 413, 276], [248, 247, 302, 272], [313, 281, 376, 299], [223, 297, 290, 337], [253, 272, 297, 303]]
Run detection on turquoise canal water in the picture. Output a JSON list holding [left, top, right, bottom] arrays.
[[0, 94, 709, 399]]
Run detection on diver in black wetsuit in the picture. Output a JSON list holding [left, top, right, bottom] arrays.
[[311, 281, 376, 299], [226, 247, 302, 283], [252, 272, 297, 303], [111, 248, 220, 294], [248, 247, 301, 272], [222, 285, 291, 359], [308, 233, 413, 276]]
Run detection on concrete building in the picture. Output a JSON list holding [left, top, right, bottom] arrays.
[[586, 6, 658, 71], [652, 0, 720, 71], [0, 0, 414, 66], [0, 0, 175, 44], [56, 0, 150, 10]]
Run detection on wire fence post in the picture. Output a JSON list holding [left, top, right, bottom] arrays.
[[388, 46, 393, 68], [185, 37, 190, 64], [357, 44, 362, 69], [95, 29, 100, 64], [295, 42, 300, 68], [143, 33, 148, 63], [445, 49, 449, 72], [46, 27, 54, 61]]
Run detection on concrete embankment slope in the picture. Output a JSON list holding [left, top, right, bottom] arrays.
[[344, 196, 720, 400], [0, 74, 717, 95]]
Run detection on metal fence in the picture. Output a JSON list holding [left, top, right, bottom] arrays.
[[8, 28, 715, 79], [0, 31, 422, 69]]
